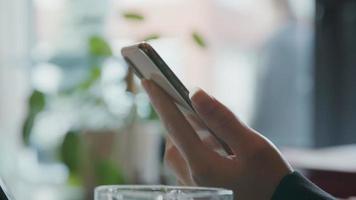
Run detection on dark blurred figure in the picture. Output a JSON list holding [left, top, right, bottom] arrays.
[[253, 0, 313, 147], [314, 0, 356, 147]]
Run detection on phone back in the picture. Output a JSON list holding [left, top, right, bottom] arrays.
[[122, 42, 233, 155], [121, 43, 194, 114]]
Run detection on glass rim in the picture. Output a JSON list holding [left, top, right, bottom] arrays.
[[95, 185, 233, 196]]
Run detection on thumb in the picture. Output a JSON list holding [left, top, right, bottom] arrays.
[[190, 88, 252, 150]]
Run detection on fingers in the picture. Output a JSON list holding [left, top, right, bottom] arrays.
[[201, 135, 225, 154], [165, 137, 195, 186], [185, 114, 206, 131], [142, 80, 211, 164], [190, 88, 252, 151], [166, 136, 238, 187]]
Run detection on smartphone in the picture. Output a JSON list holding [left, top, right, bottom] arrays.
[[121, 42, 233, 155]]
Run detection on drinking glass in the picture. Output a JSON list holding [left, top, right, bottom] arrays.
[[95, 185, 233, 200]]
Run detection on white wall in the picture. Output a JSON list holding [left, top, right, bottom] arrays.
[[0, 0, 31, 184]]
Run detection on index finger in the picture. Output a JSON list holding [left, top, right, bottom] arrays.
[[141, 80, 211, 164]]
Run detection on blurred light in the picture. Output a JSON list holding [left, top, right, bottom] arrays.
[[217, 0, 260, 8], [101, 58, 126, 83], [17, 149, 68, 184], [135, 92, 151, 119], [102, 84, 134, 117], [34, 189, 56, 200], [32, 63, 62, 94], [214, 49, 257, 124], [34, 0, 63, 10], [101, 58, 134, 119], [31, 110, 72, 150], [288, 0, 315, 21]]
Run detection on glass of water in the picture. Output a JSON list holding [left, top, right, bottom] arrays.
[[95, 185, 233, 200]]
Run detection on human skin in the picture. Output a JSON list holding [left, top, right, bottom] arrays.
[[142, 80, 292, 200]]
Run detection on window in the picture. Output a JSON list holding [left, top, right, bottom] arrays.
[[33, 0, 315, 145], [1, 0, 318, 199]]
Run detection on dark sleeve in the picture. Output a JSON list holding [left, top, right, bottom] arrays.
[[271, 172, 336, 200], [0, 187, 9, 200]]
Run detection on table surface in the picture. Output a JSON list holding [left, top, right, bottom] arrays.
[[282, 144, 356, 173]]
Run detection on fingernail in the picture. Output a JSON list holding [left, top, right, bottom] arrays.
[[189, 87, 201, 99], [189, 88, 216, 113]]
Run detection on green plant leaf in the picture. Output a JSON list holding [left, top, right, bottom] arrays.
[[22, 90, 46, 145], [22, 114, 35, 146], [89, 36, 112, 57], [29, 90, 46, 114], [123, 12, 144, 21], [79, 67, 101, 90], [192, 32, 207, 48], [143, 34, 160, 41], [95, 159, 126, 185], [67, 173, 82, 186], [147, 104, 159, 121], [60, 131, 81, 174]]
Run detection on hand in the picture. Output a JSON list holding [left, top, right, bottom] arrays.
[[142, 80, 292, 200]]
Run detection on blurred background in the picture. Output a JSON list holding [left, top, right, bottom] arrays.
[[0, 0, 355, 199]]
